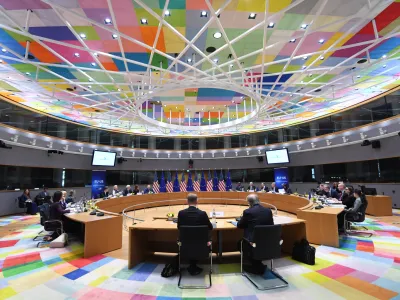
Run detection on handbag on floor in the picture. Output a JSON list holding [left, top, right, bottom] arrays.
[[50, 233, 68, 248], [161, 256, 179, 278], [292, 238, 315, 265]]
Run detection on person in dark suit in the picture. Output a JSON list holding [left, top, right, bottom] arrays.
[[247, 182, 258, 192], [133, 185, 140, 195], [237, 194, 274, 274], [19, 189, 37, 215], [143, 185, 154, 194], [270, 182, 279, 193], [341, 186, 355, 208], [321, 184, 338, 198], [47, 191, 71, 241], [38, 187, 49, 199], [282, 183, 292, 195], [235, 182, 244, 191], [123, 185, 133, 196], [100, 187, 110, 198], [177, 193, 213, 276], [259, 183, 269, 192]]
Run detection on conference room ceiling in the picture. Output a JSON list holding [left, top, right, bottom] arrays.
[[0, 0, 399, 137]]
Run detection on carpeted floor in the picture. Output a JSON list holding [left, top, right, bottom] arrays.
[[0, 216, 37, 227], [0, 212, 400, 300]]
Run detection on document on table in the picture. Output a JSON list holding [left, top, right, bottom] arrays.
[[209, 211, 224, 217]]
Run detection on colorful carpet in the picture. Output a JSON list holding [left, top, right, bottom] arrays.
[[0, 216, 37, 227], [0, 215, 400, 300]]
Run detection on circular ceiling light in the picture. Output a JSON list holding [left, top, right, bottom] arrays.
[[104, 18, 112, 24], [141, 18, 148, 24], [164, 10, 171, 16], [79, 33, 86, 39], [200, 11, 208, 17], [213, 32, 222, 39], [1, 48, 7, 52]]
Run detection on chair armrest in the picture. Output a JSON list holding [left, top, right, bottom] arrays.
[[242, 238, 256, 247], [44, 220, 63, 231]]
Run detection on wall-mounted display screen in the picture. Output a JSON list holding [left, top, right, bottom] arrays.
[[91, 150, 117, 167], [265, 149, 290, 164]]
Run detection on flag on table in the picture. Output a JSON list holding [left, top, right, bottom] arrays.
[[186, 171, 194, 191], [226, 169, 232, 191], [207, 170, 213, 192], [213, 169, 219, 191], [173, 171, 180, 192], [166, 171, 173, 193], [180, 172, 187, 192], [218, 170, 226, 191], [160, 171, 166, 192], [152, 171, 159, 193], [200, 170, 207, 191], [193, 171, 200, 192]]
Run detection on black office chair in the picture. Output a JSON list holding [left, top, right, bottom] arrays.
[[34, 204, 64, 247], [178, 225, 212, 289], [240, 225, 288, 290], [344, 199, 372, 237]]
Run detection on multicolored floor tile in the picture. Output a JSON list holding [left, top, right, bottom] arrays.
[[0, 213, 399, 299]]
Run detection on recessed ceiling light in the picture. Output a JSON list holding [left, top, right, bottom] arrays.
[[201, 108, 204, 111], [302, 56, 308, 60], [91, 62, 96, 66], [25, 72, 30, 75], [318, 39, 325, 44], [302, 65, 306, 69], [289, 38, 296, 43], [290, 94, 293, 97], [213, 58, 218, 63], [301, 81, 304, 84], [0, 59, 3, 63], [200, 11, 208, 17], [164, 104, 166, 107], [320, 56, 324, 60], [356, 75, 361, 78], [1, 48, 6, 52], [231, 100, 234, 103], [382, 55, 387, 59], [94, 53, 99, 57], [229, 64, 233, 68], [112, 33, 118, 39], [248, 13, 256, 19], [164, 10, 171, 16], [117, 88, 121, 91], [88, 85, 92, 88], [212, 107, 214, 109], [149, 91, 153, 94], [89, 78, 93, 82], [383, 64, 387, 68], [187, 58, 192, 63], [301, 23, 308, 29], [104, 18, 112, 25], [267, 22, 274, 28], [213, 32, 222, 39], [308, 74, 313, 77], [79, 33, 86, 39], [141, 18, 148, 24], [157, 101, 160, 103]]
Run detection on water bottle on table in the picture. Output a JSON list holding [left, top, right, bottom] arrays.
[[212, 208, 217, 228]]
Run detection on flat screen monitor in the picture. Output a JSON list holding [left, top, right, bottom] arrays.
[[91, 150, 117, 167], [265, 149, 290, 164]]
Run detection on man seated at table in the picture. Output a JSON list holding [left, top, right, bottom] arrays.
[[143, 185, 154, 194], [247, 182, 258, 192], [112, 185, 120, 196], [235, 194, 274, 274], [235, 182, 244, 191], [270, 182, 279, 193], [321, 184, 338, 198], [316, 183, 325, 196], [177, 193, 213, 276], [123, 185, 133, 196], [100, 187, 110, 198], [259, 182, 269, 192]]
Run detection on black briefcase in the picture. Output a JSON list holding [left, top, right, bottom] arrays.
[[292, 238, 316, 265]]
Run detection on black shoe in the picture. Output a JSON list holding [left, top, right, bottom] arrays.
[[187, 265, 203, 276]]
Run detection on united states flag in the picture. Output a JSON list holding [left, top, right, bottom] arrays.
[[193, 180, 200, 192], [180, 180, 187, 192], [153, 181, 159, 193], [206, 179, 213, 191], [166, 181, 173, 193], [218, 180, 226, 191]]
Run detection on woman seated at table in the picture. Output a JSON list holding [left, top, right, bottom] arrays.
[[46, 191, 71, 241], [19, 189, 38, 215], [341, 186, 355, 209], [337, 189, 366, 231], [282, 183, 292, 195], [133, 185, 140, 195]]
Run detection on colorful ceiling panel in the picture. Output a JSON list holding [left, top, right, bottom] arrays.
[[0, 0, 398, 136]]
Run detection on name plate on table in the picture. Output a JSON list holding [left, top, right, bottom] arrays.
[[209, 211, 224, 217]]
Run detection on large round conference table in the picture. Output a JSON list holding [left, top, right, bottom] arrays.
[[94, 192, 312, 268], [66, 191, 392, 267]]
